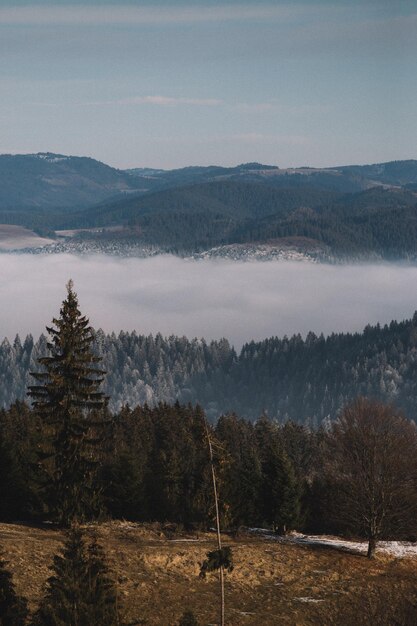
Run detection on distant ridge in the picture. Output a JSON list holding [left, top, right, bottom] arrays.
[[124, 159, 417, 194], [0, 154, 416, 261], [0, 152, 143, 211]]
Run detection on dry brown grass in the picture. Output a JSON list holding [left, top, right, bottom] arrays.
[[1, 522, 416, 625]]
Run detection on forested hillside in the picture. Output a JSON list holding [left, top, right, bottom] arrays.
[[0, 152, 142, 212], [2, 156, 417, 261], [2, 314, 417, 423], [20, 182, 416, 260]]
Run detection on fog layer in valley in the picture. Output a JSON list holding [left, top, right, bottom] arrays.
[[1, 254, 416, 347]]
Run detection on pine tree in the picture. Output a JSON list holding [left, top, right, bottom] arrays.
[[0, 555, 28, 626], [255, 415, 300, 533], [28, 280, 107, 526], [0, 401, 40, 521], [33, 527, 121, 626], [33, 527, 88, 626], [85, 536, 120, 625], [268, 450, 300, 534]]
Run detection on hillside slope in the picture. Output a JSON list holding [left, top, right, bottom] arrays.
[[0, 152, 142, 211], [1, 522, 416, 626], [36, 184, 417, 259]]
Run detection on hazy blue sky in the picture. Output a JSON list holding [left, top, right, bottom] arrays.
[[1, 1, 416, 168]]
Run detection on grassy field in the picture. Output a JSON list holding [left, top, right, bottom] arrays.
[[1, 522, 416, 625]]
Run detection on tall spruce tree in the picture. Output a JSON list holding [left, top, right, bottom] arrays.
[[0, 555, 28, 626], [28, 280, 107, 526]]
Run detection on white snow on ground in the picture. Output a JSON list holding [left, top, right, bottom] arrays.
[[33, 154, 69, 162], [290, 534, 417, 558], [249, 529, 417, 558]]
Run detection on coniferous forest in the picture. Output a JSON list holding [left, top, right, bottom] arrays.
[[2, 313, 417, 423], [0, 285, 416, 544]]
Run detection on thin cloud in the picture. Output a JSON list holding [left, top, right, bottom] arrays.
[[0, 4, 318, 26], [152, 132, 312, 149], [229, 133, 310, 146], [27, 95, 224, 108], [289, 12, 417, 56], [234, 103, 278, 112], [112, 95, 224, 107], [152, 133, 311, 146], [92, 97, 275, 110], [235, 102, 332, 114], [29, 96, 328, 117]]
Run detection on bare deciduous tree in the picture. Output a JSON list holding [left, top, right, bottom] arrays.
[[200, 418, 233, 626], [326, 397, 417, 558]]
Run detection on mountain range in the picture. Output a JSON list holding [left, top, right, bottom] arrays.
[[1, 153, 417, 260]]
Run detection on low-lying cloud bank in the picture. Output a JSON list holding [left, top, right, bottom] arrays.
[[1, 254, 416, 347]]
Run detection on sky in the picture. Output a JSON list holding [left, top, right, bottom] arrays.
[[0, 1, 416, 169], [1, 255, 417, 347]]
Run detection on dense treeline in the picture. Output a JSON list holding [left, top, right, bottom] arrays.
[[0, 401, 302, 531], [57, 182, 336, 229], [3, 313, 417, 423], [1, 399, 417, 545]]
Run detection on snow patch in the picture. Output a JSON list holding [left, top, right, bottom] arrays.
[[238, 612, 256, 616], [248, 529, 417, 559], [32, 153, 69, 162]]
